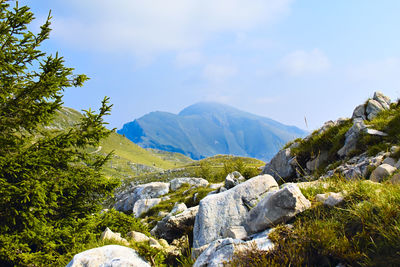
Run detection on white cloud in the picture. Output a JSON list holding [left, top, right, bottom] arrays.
[[203, 64, 237, 83], [279, 49, 330, 76], [51, 0, 293, 56]]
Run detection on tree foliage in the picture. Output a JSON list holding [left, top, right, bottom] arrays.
[[0, 1, 122, 265]]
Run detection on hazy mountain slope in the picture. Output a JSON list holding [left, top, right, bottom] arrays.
[[118, 102, 307, 161]]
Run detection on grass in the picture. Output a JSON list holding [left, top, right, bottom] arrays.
[[123, 155, 264, 186], [230, 178, 400, 266], [357, 100, 400, 157], [140, 184, 215, 228], [290, 119, 352, 176], [47, 107, 194, 181]]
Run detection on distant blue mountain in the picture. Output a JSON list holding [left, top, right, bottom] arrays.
[[118, 102, 307, 161]]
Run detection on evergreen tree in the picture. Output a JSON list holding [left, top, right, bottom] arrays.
[[0, 1, 120, 265]]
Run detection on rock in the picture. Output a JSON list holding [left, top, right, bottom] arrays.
[[209, 183, 224, 190], [396, 159, 400, 169], [338, 120, 366, 157], [127, 231, 149, 243], [223, 226, 248, 240], [66, 245, 150, 267], [132, 198, 161, 218], [114, 182, 169, 213], [169, 202, 187, 216], [193, 238, 241, 267], [306, 150, 329, 171], [352, 104, 366, 120], [170, 177, 209, 191], [225, 171, 246, 189], [219, 187, 227, 193], [383, 157, 396, 167], [316, 192, 344, 207], [366, 99, 385, 120], [390, 173, 400, 184], [151, 206, 199, 242], [390, 146, 400, 154], [100, 228, 129, 245], [157, 211, 169, 218], [363, 128, 388, 136], [149, 237, 163, 249], [373, 91, 391, 110], [370, 164, 397, 182], [262, 148, 295, 181], [193, 175, 279, 248], [244, 184, 311, 234], [193, 230, 275, 266]]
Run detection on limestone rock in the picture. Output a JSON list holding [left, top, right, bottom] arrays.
[[390, 173, 400, 184], [127, 231, 149, 243], [366, 99, 385, 120], [338, 120, 366, 157], [114, 182, 169, 213], [225, 171, 246, 189], [151, 206, 199, 242], [132, 198, 161, 218], [316, 192, 344, 207], [352, 104, 366, 120], [383, 157, 396, 167], [66, 245, 150, 267], [169, 202, 187, 216], [306, 150, 329, 171], [209, 183, 224, 190], [262, 148, 295, 181], [373, 91, 391, 110], [170, 177, 209, 191], [149, 237, 163, 249], [193, 175, 279, 248], [193, 230, 275, 266], [370, 164, 397, 182], [223, 226, 247, 240], [245, 184, 311, 234], [100, 228, 129, 245]]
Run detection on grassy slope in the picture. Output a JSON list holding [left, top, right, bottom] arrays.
[[51, 107, 193, 179]]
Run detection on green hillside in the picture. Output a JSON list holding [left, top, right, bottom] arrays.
[[51, 107, 193, 179]]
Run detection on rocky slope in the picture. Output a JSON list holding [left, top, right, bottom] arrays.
[[67, 91, 400, 266], [118, 102, 306, 161]]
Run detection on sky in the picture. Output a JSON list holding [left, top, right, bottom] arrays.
[[19, 0, 400, 131]]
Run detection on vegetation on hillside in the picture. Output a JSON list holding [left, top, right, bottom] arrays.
[[0, 2, 151, 266]]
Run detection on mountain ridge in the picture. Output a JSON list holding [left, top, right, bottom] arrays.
[[118, 102, 307, 161]]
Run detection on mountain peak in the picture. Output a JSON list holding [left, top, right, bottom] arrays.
[[178, 102, 248, 117]]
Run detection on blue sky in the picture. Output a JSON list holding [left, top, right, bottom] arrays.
[[20, 0, 400, 130]]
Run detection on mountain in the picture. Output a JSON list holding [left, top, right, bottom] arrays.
[[49, 107, 193, 179], [118, 102, 307, 161]]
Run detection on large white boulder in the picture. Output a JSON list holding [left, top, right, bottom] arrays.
[[193, 174, 278, 249], [114, 182, 169, 213], [244, 184, 311, 234], [66, 245, 150, 267]]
